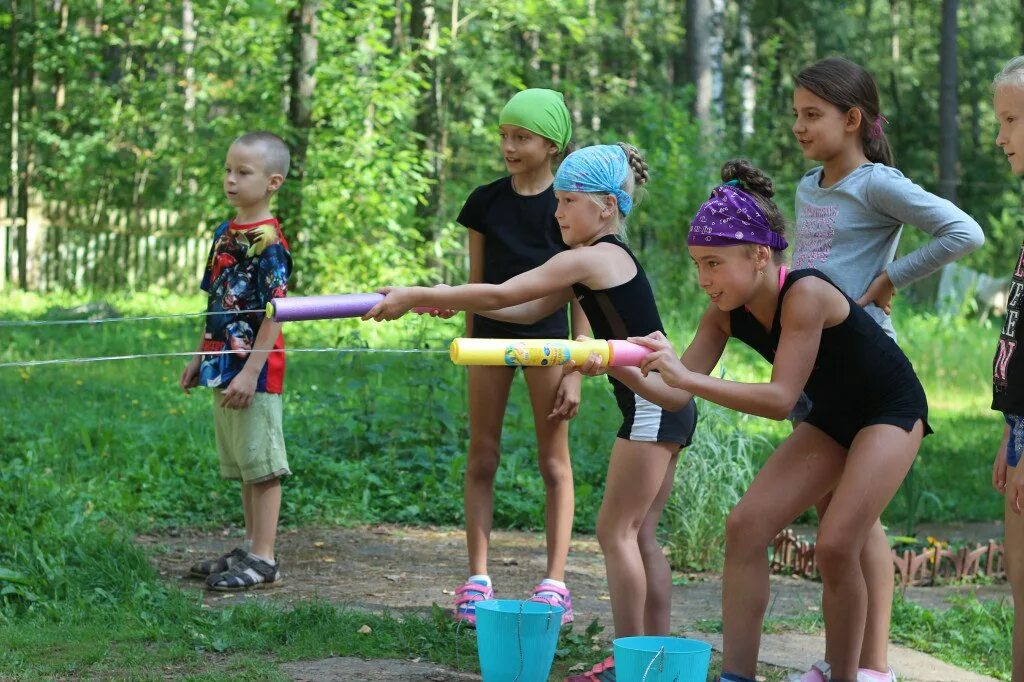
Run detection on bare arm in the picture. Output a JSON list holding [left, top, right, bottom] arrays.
[[464, 229, 485, 336], [219, 318, 282, 409], [613, 303, 730, 411], [179, 328, 208, 394], [570, 296, 591, 338], [639, 281, 830, 420], [364, 249, 598, 321], [478, 289, 576, 325]]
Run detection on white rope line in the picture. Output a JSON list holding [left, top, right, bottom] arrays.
[[0, 309, 267, 328], [0, 347, 448, 369]]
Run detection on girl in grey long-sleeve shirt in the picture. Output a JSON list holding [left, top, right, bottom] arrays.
[[793, 162, 984, 340], [782, 57, 983, 682]]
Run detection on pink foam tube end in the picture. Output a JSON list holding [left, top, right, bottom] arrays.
[[608, 339, 653, 367], [269, 294, 435, 322]]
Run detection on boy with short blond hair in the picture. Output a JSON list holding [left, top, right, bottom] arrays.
[[179, 131, 292, 590]]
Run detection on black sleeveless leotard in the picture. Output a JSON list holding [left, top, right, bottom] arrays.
[[572, 235, 697, 445], [729, 268, 931, 448]]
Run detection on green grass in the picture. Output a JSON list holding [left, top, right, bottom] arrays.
[[0, 289, 1010, 678]]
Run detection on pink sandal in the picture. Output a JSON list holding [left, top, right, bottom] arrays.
[[565, 655, 614, 681], [529, 582, 574, 625], [452, 580, 494, 627]]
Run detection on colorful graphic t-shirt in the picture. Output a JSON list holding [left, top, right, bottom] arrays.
[[199, 218, 291, 393], [994, 241, 1024, 414]]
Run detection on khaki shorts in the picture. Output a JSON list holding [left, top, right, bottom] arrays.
[[213, 391, 290, 483]]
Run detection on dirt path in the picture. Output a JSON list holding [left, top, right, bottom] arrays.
[[139, 524, 1009, 624]]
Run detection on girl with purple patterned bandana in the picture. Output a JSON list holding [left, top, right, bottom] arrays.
[[619, 160, 930, 682]]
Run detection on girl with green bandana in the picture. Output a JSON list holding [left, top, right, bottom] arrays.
[[451, 89, 588, 626]]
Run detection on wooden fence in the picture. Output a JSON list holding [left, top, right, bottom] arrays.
[[0, 201, 209, 294], [771, 528, 1006, 586]]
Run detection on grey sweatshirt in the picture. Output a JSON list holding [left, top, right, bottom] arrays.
[[792, 163, 985, 339]]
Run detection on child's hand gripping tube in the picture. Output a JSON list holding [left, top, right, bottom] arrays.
[[448, 338, 652, 367], [266, 294, 438, 322]]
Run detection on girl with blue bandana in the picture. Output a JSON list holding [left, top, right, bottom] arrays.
[[366, 143, 699, 682]]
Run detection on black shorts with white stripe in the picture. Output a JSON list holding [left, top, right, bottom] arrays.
[[613, 387, 698, 446]]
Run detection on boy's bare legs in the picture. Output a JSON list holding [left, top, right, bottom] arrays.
[[242, 483, 254, 546], [247, 478, 281, 561]]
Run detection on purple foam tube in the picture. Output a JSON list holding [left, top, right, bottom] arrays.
[[266, 294, 437, 322]]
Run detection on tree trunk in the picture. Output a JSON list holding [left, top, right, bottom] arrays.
[[738, 0, 755, 141], [283, 0, 319, 236], [6, 0, 19, 286], [390, 0, 404, 52], [181, 0, 197, 198], [708, 0, 725, 121], [53, 0, 68, 113], [587, 0, 600, 133], [411, 0, 441, 237], [16, 0, 37, 290], [888, 0, 902, 156], [687, 0, 711, 127], [938, 0, 958, 204]]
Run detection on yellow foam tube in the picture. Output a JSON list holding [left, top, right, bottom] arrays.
[[449, 338, 611, 367]]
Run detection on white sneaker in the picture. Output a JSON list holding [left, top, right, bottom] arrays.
[[787, 661, 829, 682], [857, 668, 897, 682]]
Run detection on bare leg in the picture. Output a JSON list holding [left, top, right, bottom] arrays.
[[464, 365, 516, 577], [722, 424, 847, 679], [249, 477, 281, 560], [815, 494, 894, 674], [1005, 474, 1024, 682], [815, 422, 921, 681], [638, 451, 680, 635], [241, 482, 254, 544], [597, 438, 679, 637], [523, 367, 574, 581]]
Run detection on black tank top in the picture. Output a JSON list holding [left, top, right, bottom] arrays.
[[730, 269, 916, 412], [571, 235, 664, 340], [571, 235, 665, 398]]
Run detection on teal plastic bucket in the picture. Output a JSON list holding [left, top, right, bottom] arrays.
[[613, 636, 712, 682], [475, 599, 563, 681]]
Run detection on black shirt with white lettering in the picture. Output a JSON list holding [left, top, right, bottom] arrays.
[[993, 241, 1024, 414]]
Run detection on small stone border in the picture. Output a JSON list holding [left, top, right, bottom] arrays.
[[770, 529, 1006, 586]]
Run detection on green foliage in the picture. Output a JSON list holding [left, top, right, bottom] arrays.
[[8, 0, 1023, 295], [890, 595, 1013, 681], [664, 401, 765, 571]]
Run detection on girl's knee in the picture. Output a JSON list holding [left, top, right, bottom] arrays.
[[725, 505, 770, 549], [814, 531, 858, 576], [637, 530, 663, 561], [536, 451, 572, 486], [466, 445, 500, 481], [596, 512, 642, 551]]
